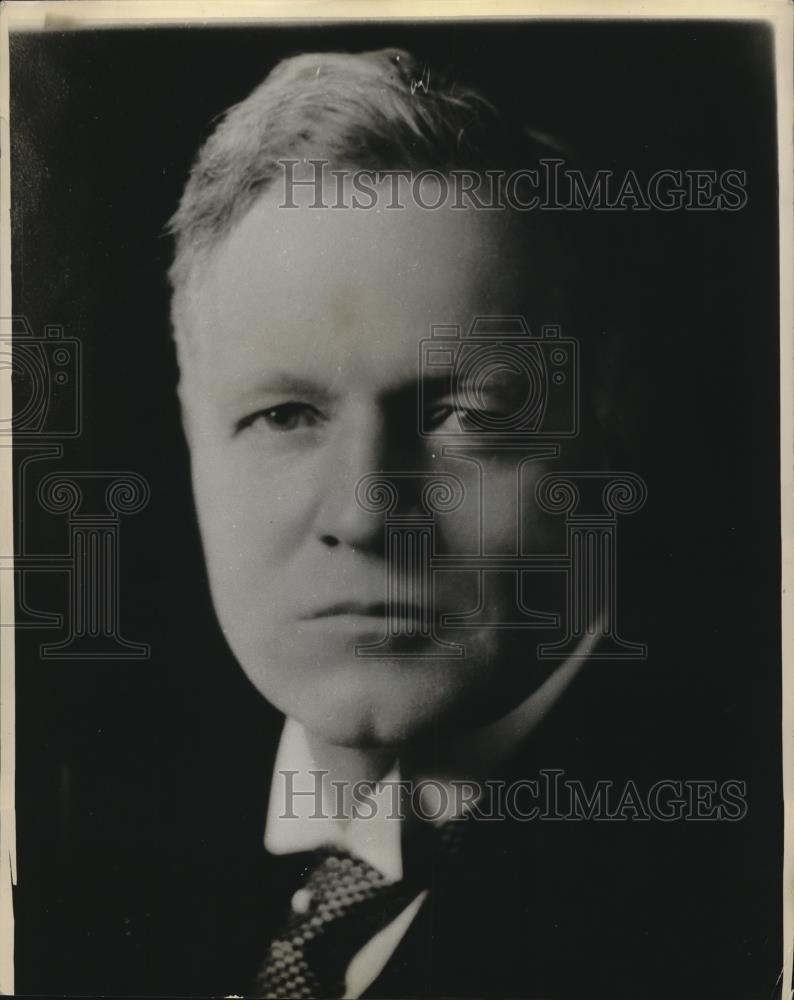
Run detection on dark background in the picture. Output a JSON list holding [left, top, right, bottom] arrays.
[[9, 20, 782, 998]]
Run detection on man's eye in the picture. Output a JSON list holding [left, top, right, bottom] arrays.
[[425, 404, 458, 431], [426, 394, 519, 432], [425, 403, 491, 431], [236, 402, 323, 434]]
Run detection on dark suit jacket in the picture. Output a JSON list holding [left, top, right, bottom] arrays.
[[15, 674, 781, 1000]]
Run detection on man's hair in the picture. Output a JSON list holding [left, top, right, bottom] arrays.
[[167, 47, 557, 306]]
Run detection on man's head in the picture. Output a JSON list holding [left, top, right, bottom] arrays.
[[169, 48, 597, 749]]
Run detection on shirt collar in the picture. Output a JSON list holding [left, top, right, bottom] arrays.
[[264, 717, 404, 881]]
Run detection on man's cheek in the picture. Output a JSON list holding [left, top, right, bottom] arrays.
[[190, 463, 261, 574], [203, 533, 280, 640]]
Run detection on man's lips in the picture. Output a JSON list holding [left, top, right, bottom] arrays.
[[299, 600, 443, 621], [301, 600, 386, 619]]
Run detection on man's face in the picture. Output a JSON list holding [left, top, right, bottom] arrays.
[[178, 185, 569, 748]]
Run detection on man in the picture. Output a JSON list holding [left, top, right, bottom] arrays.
[[162, 48, 714, 999]]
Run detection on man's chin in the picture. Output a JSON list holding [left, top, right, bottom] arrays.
[[242, 643, 544, 750]]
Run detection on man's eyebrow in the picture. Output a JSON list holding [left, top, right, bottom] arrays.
[[414, 371, 452, 395], [236, 372, 335, 402], [416, 369, 528, 395]]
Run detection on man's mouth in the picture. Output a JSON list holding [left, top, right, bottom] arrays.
[[302, 600, 436, 619]]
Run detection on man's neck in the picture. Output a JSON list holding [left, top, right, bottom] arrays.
[[302, 730, 397, 815]]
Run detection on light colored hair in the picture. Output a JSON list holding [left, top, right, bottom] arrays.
[[166, 47, 553, 318]]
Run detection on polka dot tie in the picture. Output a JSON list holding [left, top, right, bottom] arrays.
[[251, 846, 423, 999]]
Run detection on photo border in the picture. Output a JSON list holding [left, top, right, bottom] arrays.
[[0, 2, 790, 995]]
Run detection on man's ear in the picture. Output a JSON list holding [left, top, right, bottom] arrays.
[[172, 315, 196, 450], [177, 378, 194, 450]]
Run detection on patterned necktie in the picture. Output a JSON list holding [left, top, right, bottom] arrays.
[[251, 846, 422, 999], [252, 822, 468, 999]]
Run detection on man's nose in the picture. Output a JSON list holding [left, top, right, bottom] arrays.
[[314, 406, 418, 552]]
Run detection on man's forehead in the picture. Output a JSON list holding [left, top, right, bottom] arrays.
[[198, 182, 521, 276], [176, 184, 574, 389], [188, 196, 507, 305]]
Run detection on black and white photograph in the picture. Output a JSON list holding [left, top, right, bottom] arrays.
[[1, 2, 791, 997]]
